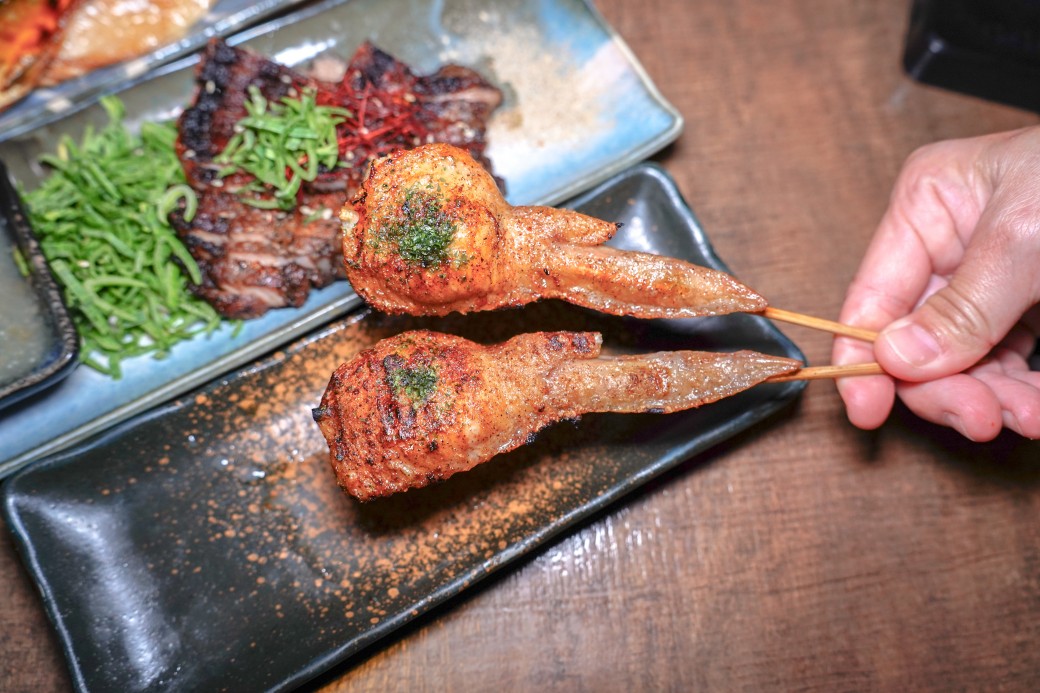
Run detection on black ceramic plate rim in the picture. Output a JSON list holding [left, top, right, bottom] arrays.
[[3, 162, 806, 692], [0, 163, 79, 411]]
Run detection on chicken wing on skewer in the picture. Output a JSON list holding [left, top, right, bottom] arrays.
[[312, 330, 799, 501], [339, 143, 767, 319]]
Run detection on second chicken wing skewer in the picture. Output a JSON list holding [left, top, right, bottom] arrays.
[[314, 330, 803, 501]]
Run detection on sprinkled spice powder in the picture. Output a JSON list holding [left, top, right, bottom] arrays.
[[67, 301, 674, 664], [434, 12, 615, 158]]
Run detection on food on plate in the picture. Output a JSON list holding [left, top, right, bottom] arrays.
[[0, 0, 80, 110], [340, 143, 767, 319], [13, 37, 502, 377], [39, 0, 216, 84], [20, 96, 222, 378], [339, 142, 882, 343], [171, 40, 502, 319], [0, 0, 215, 111], [312, 329, 800, 500]]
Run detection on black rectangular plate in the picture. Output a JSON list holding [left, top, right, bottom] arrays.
[[3, 163, 805, 693]]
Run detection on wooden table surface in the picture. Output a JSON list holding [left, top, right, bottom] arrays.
[[3, 0, 1040, 690]]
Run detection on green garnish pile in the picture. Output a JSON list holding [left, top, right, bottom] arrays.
[[216, 86, 351, 210], [22, 97, 223, 378], [375, 187, 461, 268], [389, 363, 439, 404]]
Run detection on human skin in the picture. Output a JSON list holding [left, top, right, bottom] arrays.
[[833, 126, 1040, 442]]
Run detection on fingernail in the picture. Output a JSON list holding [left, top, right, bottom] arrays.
[[1004, 412, 1020, 434], [884, 321, 941, 367], [942, 413, 968, 438]]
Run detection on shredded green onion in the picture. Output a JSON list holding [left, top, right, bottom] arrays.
[[22, 95, 224, 379], [215, 86, 351, 210]]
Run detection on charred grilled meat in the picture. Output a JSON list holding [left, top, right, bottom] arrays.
[[340, 143, 767, 319], [313, 329, 799, 501], [172, 40, 502, 319]]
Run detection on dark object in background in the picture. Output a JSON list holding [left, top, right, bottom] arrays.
[[904, 0, 1040, 112]]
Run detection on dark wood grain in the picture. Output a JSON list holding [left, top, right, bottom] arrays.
[[3, 0, 1039, 691]]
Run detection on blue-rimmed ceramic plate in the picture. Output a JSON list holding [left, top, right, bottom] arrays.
[[0, 0, 683, 477], [4, 163, 805, 693]]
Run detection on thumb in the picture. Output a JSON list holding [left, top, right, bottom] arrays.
[[874, 236, 1037, 382]]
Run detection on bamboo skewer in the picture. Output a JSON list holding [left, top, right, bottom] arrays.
[[767, 362, 885, 383], [756, 307, 883, 382], [761, 307, 878, 342]]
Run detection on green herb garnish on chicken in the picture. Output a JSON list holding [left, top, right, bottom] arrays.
[[388, 363, 439, 404], [373, 187, 462, 268]]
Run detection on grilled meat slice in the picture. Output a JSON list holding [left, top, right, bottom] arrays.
[[313, 330, 800, 501], [172, 40, 338, 318], [334, 42, 501, 182], [174, 189, 344, 318], [172, 39, 502, 319]]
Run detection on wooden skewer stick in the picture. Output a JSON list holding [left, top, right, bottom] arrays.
[[767, 362, 885, 383], [762, 307, 878, 342]]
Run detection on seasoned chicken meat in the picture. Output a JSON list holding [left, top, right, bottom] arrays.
[[340, 143, 767, 319], [313, 329, 800, 500]]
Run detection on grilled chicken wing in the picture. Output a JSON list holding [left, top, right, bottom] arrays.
[[313, 329, 799, 501], [339, 143, 767, 319]]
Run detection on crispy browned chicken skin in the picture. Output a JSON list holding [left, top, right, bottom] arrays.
[[313, 329, 799, 501], [339, 143, 767, 319]]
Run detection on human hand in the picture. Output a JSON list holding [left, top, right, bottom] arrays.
[[832, 126, 1040, 441]]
